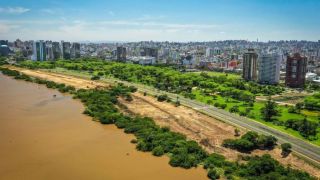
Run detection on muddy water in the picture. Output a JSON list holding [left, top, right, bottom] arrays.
[[0, 74, 207, 180]]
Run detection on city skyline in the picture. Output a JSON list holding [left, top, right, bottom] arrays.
[[1, 0, 320, 42]]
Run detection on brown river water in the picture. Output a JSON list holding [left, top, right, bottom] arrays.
[[0, 73, 207, 180]]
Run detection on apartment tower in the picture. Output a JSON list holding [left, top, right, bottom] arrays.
[[258, 52, 281, 84], [285, 53, 307, 88], [242, 48, 258, 81]]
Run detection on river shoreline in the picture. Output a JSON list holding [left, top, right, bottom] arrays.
[[0, 73, 207, 180]]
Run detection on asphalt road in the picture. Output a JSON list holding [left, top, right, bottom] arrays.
[[101, 77, 320, 167]]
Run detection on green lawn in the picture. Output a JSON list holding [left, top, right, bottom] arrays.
[[192, 89, 320, 146], [190, 71, 241, 79]]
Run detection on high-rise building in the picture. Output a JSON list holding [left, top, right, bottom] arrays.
[[242, 48, 258, 81], [214, 47, 221, 55], [61, 41, 71, 59], [0, 40, 8, 46], [71, 43, 80, 59], [285, 53, 307, 88], [0, 40, 9, 56], [141, 48, 158, 59], [205, 48, 214, 57], [71, 42, 80, 59], [44, 41, 54, 60], [117, 46, 126, 61], [258, 52, 281, 84], [32, 40, 46, 61], [52, 42, 61, 60]]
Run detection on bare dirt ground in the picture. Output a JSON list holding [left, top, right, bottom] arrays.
[[5, 66, 319, 178], [118, 94, 240, 160], [256, 91, 310, 106], [5, 66, 107, 89]]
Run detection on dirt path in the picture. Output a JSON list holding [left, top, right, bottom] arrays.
[[5, 66, 319, 178]]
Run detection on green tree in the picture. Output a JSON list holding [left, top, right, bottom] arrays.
[[260, 97, 279, 121], [281, 143, 292, 157]]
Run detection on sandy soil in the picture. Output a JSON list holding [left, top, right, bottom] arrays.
[[5, 66, 107, 89], [5, 66, 319, 178]]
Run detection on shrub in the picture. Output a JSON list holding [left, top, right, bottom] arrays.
[[130, 139, 138, 144], [288, 106, 297, 113], [175, 100, 181, 107], [239, 111, 247, 116], [204, 153, 226, 169], [157, 94, 169, 102], [152, 146, 165, 156], [91, 75, 100, 80], [229, 105, 239, 113], [207, 99, 213, 105], [223, 131, 277, 152], [207, 169, 220, 180], [281, 143, 292, 156]]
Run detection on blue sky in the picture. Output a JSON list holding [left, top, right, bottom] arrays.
[[0, 0, 319, 42]]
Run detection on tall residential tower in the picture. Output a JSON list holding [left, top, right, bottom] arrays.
[[32, 40, 46, 61], [285, 53, 307, 88], [117, 46, 127, 61], [242, 48, 258, 81], [258, 52, 281, 84]]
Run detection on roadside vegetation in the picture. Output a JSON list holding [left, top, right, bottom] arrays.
[[0, 67, 314, 180], [223, 131, 277, 153], [16, 59, 320, 145]]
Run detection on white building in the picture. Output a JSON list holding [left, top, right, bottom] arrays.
[[130, 56, 156, 65], [205, 48, 214, 57], [306, 72, 317, 81], [258, 52, 281, 84]]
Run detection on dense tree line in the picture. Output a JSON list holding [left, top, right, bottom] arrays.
[[19, 60, 284, 101], [285, 118, 319, 139]]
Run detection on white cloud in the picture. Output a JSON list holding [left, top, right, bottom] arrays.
[[0, 22, 19, 33], [136, 15, 166, 21], [40, 8, 65, 15], [40, 8, 55, 14], [0, 18, 226, 41], [0, 7, 30, 14], [98, 20, 219, 30]]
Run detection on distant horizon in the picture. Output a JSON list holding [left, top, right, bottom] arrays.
[[5, 39, 320, 43], [1, 0, 320, 42]]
